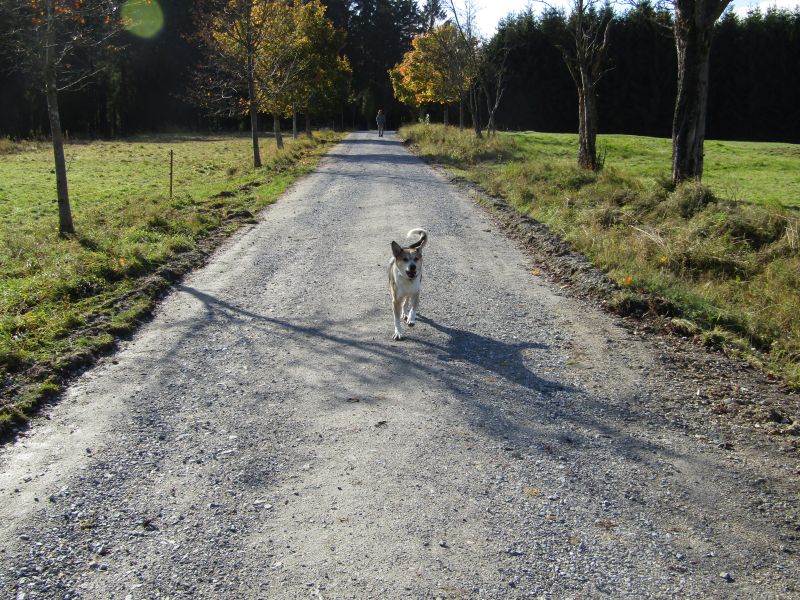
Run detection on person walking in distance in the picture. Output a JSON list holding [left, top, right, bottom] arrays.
[[376, 109, 386, 137]]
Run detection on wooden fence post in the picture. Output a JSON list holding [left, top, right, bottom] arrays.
[[169, 149, 174, 199]]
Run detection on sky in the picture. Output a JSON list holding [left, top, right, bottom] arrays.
[[451, 0, 800, 37]]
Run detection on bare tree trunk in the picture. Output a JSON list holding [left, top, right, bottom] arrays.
[[45, 74, 74, 235], [483, 48, 508, 139], [483, 85, 504, 138], [443, 106, 449, 126], [468, 87, 482, 138], [292, 107, 298, 139], [305, 113, 312, 138], [247, 78, 262, 168], [559, 0, 610, 171], [672, 25, 712, 184], [459, 99, 464, 130], [485, 86, 494, 137], [273, 113, 284, 149], [577, 70, 599, 170], [44, 11, 74, 235]]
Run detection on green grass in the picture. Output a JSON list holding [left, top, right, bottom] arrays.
[[0, 131, 344, 433], [402, 124, 800, 388], [508, 132, 800, 208]]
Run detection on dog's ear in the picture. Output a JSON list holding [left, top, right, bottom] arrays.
[[391, 241, 403, 259]]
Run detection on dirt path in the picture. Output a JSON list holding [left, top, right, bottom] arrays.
[[1, 132, 798, 599]]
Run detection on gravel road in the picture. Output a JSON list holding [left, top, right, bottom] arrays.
[[1, 132, 798, 599]]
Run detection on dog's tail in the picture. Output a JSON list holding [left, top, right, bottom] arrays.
[[406, 228, 428, 249]]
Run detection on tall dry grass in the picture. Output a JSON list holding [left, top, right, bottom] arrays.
[[403, 123, 800, 387]]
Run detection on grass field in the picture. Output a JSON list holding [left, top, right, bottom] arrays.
[[506, 133, 800, 209], [402, 124, 800, 387], [0, 131, 344, 432]]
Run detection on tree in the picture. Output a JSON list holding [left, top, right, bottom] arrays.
[[0, 0, 121, 235], [489, 9, 575, 133], [420, 0, 446, 32], [598, 2, 674, 137], [282, 0, 350, 138], [345, 0, 422, 129], [447, 0, 483, 136], [558, 0, 612, 171], [480, 38, 510, 137], [389, 23, 471, 125], [670, 0, 733, 183], [253, 0, 303, 149], [389, 33, 435, 114], [193, 0, 275, 166]]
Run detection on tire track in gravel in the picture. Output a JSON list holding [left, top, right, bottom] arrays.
[[0, 132, 798, 599]]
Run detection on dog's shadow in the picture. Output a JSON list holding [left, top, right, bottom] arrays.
[[415, 315, 571, 394]]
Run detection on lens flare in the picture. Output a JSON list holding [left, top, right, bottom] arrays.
[[122, 0, 164, 39]]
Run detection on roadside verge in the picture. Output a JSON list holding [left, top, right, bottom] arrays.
[[401, 126, 799, 443], [0, 132, 344, 439]]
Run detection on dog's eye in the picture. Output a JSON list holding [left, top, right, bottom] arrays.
[[402, 257, 409, 262]]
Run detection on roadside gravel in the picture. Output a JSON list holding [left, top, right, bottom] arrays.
[[0, 132, 798, 599]]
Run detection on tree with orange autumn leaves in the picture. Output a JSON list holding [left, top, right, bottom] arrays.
[[0, 0, 122, 234], [390, 23, 474, 127]]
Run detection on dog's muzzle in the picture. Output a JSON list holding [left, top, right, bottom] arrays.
[[406, 270, 417, 279]]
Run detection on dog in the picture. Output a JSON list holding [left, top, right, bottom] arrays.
[[388, 228, 428, 340]]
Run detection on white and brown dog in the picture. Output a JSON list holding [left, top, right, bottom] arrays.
[[388, 228, 428, 340]]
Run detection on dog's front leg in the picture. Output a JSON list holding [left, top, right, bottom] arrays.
[[392, 297, 404, 341], [406, 292, 419, 327]]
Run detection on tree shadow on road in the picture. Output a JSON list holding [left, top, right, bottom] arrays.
[[173, 284, 688, 465], [176, 285, 568, 406], [337, 135, 397, 144], [167, 283, 800, 555], [414, 315, 570, 395], [323, 152, 420, 166], [172, 284, 606, 451], [315, 167, 434, 185]]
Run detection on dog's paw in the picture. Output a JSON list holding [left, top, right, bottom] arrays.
[[393, 331, 403, 341], [406, 320, 415, 327]]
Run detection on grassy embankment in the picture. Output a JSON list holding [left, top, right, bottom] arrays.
[[402, 124, 800, 388], [0, 131, 344, 433]]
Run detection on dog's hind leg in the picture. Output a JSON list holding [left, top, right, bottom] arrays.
[[406, 292, 419, 327], [392, 298, 404, 340]]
